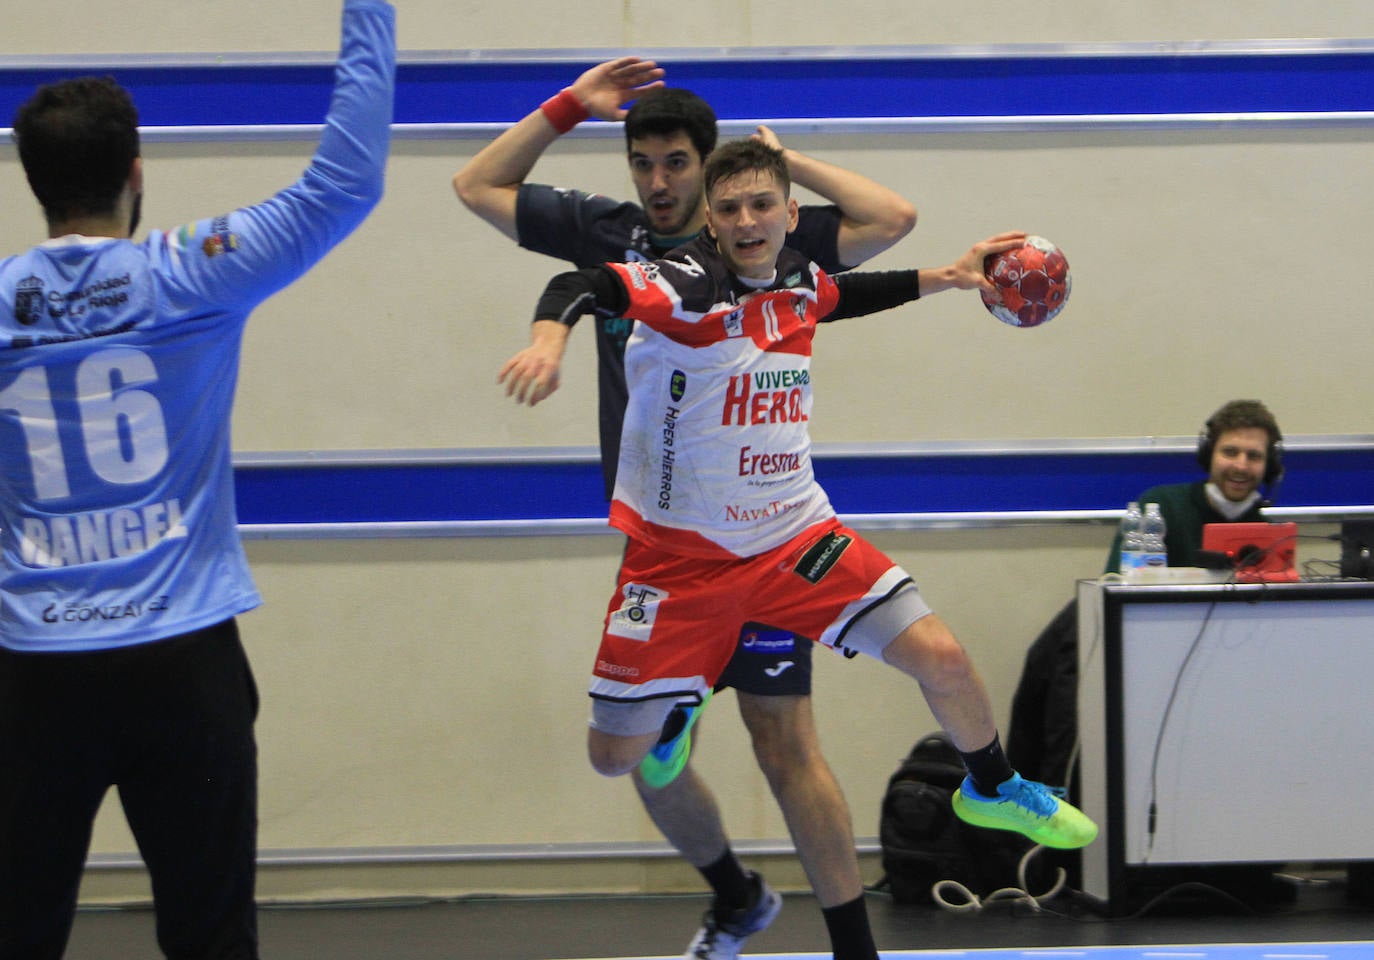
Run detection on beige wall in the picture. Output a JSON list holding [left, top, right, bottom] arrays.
[[7, 127, 1361, 454], [86, 527, 1118, 870], [2, 0, 1371, 900]]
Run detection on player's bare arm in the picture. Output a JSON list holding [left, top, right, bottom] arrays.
[[453, 57, 663, 240], [753, 124, 917, 267], [497, 319, 571, 406], [501, 267, 623, 406], [918, 231, 1027, 298]]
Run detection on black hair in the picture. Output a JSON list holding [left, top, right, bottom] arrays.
[[623, 88, 717, 161], [13, 76, 140, 225]]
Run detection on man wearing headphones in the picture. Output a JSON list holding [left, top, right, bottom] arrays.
[[1008, 399, 1284, 797], [1104, 399, 1284, 572]]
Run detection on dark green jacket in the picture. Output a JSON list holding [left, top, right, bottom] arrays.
[[1104, 480, 1264, 574]]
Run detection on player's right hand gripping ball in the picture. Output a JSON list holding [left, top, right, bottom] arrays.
[[981, 235, 1071, 328]]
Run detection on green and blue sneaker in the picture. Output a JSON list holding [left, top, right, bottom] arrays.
[[639, 690, 712, 789], [951, 772, 1098, 849]]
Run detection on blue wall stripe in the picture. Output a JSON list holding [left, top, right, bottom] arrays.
[[231, 447, 1374, 527], [3, 49, 1374, 129]]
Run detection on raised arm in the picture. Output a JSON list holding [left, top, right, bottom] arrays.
[[452, 57, 664, 240], [753, 124, 917, 268], [173, 0, 395, 308]]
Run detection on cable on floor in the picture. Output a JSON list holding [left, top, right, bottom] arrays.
[[930, 843, 1067, 913]]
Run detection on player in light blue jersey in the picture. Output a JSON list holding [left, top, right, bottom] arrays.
[[0, 2, 394, 956]]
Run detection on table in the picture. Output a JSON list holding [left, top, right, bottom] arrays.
[[1076, 577, 1374, 912]]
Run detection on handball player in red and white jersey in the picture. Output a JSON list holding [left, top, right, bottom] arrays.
[[528, 139, 1097, 959]]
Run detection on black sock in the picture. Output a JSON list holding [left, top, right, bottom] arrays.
[[821, 894, 878, 960], [698, 849, 754, 914], [957, 732, 1015, 797], [656, 706, 688, 745]]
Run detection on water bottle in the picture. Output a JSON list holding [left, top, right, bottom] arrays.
[[1140, 502, 1168, 571], [1119, 501, 1144, 577]]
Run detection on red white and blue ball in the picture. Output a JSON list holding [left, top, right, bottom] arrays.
[[981, 235, 1071, 328]]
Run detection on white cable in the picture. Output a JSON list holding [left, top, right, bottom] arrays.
[[929, 843, 1067, 913]]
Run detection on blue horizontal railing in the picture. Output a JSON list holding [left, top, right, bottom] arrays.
[[231, 439, 1374, 537], [3, 41, 1374, 135]]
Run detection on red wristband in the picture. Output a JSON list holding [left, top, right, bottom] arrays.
[[539, 88, 590, 134]]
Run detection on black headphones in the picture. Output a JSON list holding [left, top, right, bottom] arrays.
[[1195, 406, 1284, 486]]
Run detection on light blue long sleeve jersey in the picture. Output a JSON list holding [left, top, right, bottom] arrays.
[[0, 0, 395, 652]]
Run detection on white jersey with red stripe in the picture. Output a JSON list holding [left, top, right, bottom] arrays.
[[607, 235, 842, 559]]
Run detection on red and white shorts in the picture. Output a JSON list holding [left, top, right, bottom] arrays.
[[589, 518, 931, 735]]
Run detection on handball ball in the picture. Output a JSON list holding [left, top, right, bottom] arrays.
[[981, 235, 1071, 328]]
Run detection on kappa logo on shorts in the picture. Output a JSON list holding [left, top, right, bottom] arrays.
[[794, 531, 853, 584], [606, 582, 666, 642]]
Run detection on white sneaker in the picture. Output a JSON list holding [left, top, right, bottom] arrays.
[[682, 872, 782, 960]]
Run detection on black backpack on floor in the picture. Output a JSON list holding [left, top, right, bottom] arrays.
[[877, 732, 1046, 904]]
